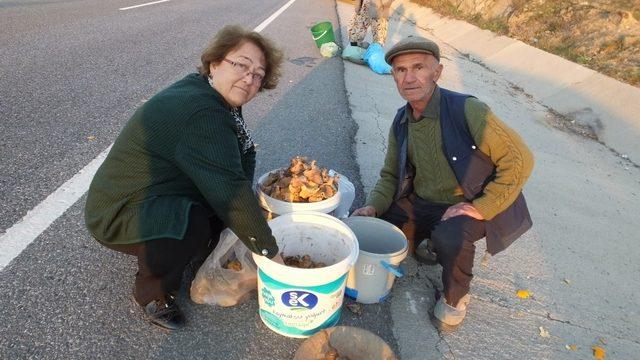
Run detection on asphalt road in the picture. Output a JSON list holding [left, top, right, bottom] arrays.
[[0, 0, 314, 232], [0, 0, 389, 359]]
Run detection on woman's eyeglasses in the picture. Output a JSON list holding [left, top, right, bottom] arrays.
[[223, 59, 265, 84]]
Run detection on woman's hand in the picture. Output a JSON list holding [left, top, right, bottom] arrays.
[[261, 208, 273, 220], [351, 206, 377, 217]]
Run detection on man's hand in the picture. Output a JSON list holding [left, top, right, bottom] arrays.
[[441, 202, 484, 221], [351, 205, 377, 217], [271, 252, 285, 265]]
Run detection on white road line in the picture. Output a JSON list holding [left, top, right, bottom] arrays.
[[254, 0, 297, 32], [119, 0, 170, 11], [0, 146, 111, 270], [0, 0, 299, 271]]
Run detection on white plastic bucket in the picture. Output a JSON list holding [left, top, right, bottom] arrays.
[[256, 169, 345, 216], [342, 217, 408, 304], [253, 212, 359, 338]]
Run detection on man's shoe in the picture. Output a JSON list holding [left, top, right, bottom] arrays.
[[143, 294, 185, 330], [430, 294, 470, 332], [415, 239, 438, 265]]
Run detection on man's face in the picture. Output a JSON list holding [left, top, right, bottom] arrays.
[[391, 53, 443, 104]]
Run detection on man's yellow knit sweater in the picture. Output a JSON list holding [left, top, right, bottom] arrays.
[[367, 87, 534, 220]]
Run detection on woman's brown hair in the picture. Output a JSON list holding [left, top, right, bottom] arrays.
[[198, 25, 283, 90]]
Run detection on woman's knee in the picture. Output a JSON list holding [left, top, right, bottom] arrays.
[[144, 205, 212, 269], [185, 205, 213, 242]]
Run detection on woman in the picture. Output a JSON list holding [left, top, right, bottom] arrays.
[[85, 25, 283, 330], [342, 0, 393, 74]]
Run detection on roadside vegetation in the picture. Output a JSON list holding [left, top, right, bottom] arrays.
[[410, 0, 640, 86]]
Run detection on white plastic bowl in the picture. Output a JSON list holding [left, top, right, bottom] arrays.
[[256, 169, 342, 215]]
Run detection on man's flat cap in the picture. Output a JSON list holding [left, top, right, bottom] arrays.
[[385, 35, 441, 64]]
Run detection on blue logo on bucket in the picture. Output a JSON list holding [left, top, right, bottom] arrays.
[[281, 291, 318, 309]]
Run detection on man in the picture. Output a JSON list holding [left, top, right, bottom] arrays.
[[342, 0, 393, 74], [352, 35, 534, 331]]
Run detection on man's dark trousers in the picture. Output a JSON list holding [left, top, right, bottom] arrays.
[[380, 194, 486, 306]]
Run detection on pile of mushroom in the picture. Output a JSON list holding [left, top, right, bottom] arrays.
[[260, 156, 339, 202]]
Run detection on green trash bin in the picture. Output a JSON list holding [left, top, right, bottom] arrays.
[[310, 21, 335, 48]]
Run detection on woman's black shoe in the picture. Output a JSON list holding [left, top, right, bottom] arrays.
[[143, 294, 185, 330]]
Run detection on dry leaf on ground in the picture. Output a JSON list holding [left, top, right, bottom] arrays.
[[481, 252, 491, 267], [538, 326, 550, 338], [592, 345, 606, 360], [565, 344, 578, 351], [87, 135, 96, 141], [346, 303, 363, 316]]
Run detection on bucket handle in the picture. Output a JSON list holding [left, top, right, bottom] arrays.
[[312, 30, 328, 41], [380, 260, 404, 278]]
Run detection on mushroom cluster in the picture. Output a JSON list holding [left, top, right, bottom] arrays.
[[283, 254, 327, 269], [222, 259, 242, 271], [260, 156, 339, 202]]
